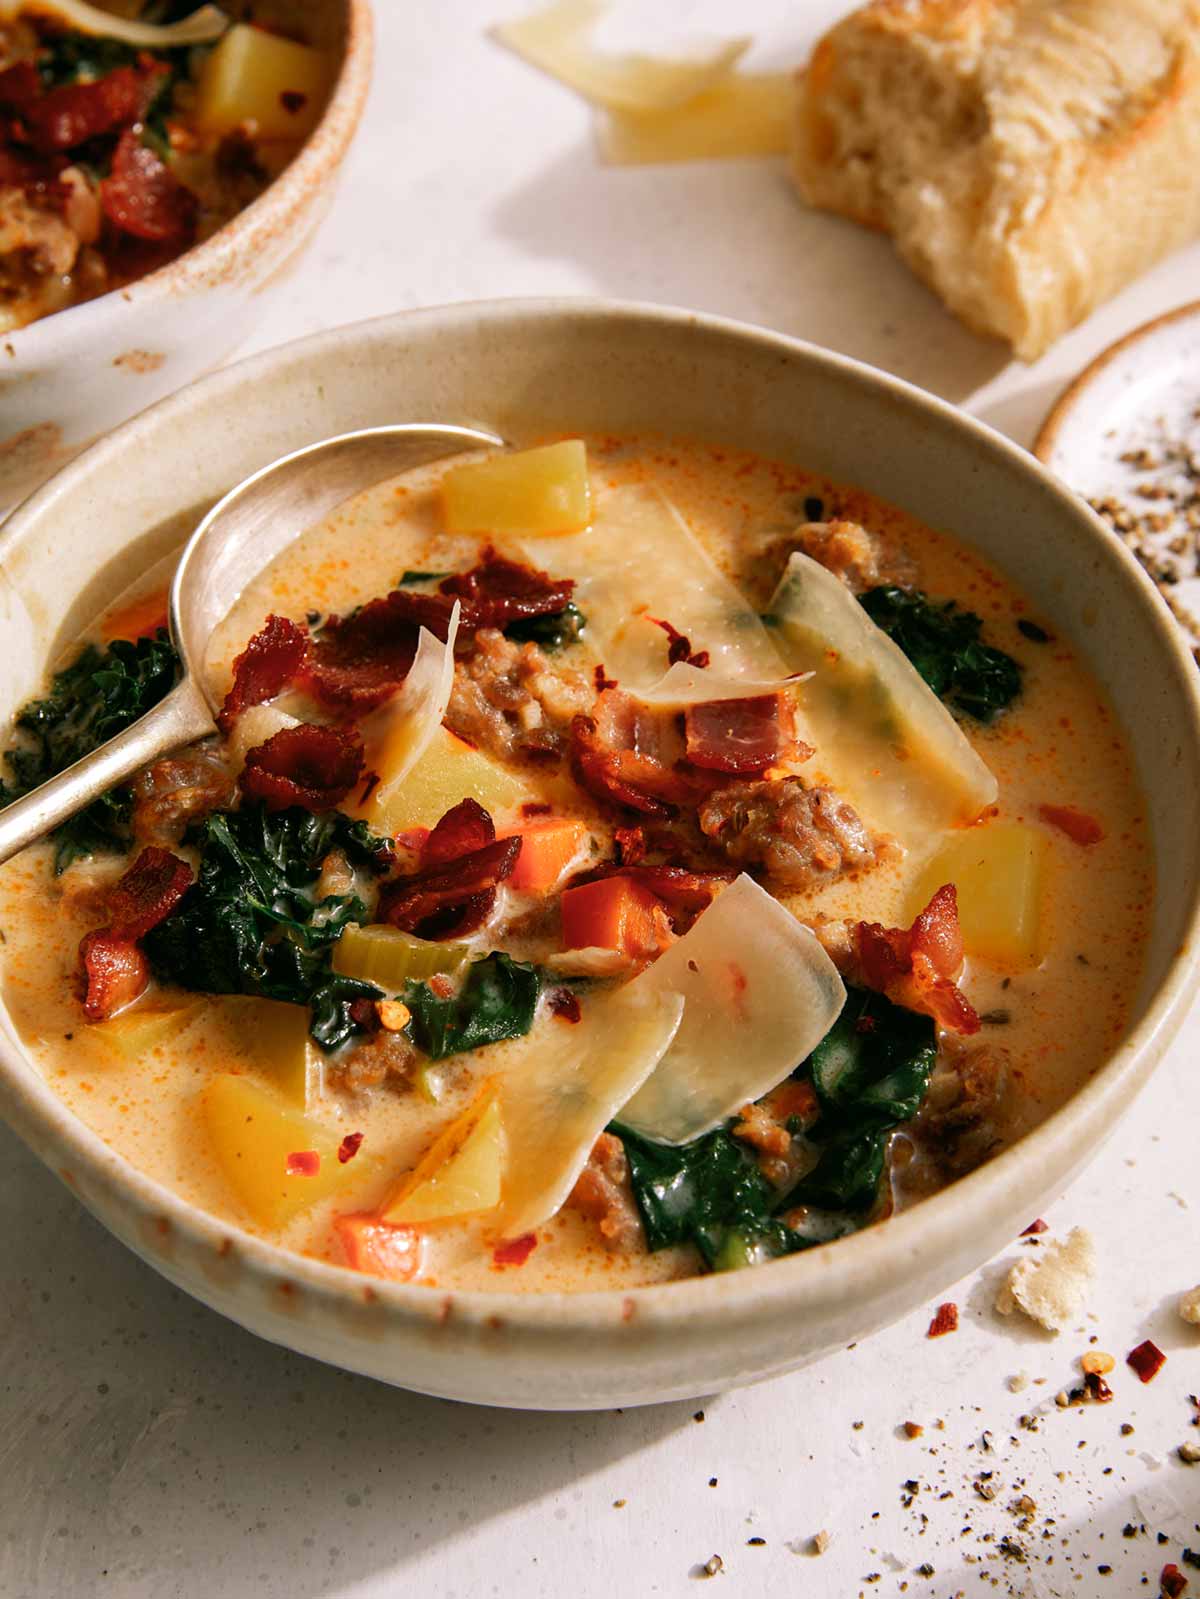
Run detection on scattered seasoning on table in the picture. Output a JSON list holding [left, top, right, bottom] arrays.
[[1127, 1340, 1167, 1383], [612, 1499, 626, 1509], [708, 1477, 718, 1488], [810, 1530, 831, 1555], [746, 1536, 766, 1547], [1161, 1563, 1189, 1598], [1178, 1441, 1200, 1465], [697, 1554, 723, 1578], [927, 1303, 958, 1338], [903, 1421, 924, 1439], [692, 1410, 705, 1424]]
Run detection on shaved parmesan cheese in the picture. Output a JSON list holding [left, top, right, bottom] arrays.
[[634, 658, 810, 708], [767, 553, 998, 845], [619, 874, 845, 1145], [494, 985, 684, 1237], [598, 72, 792, 166], [493, 0, 748, 114], [356, 603, 460, 831], [384, 1088, 505, 1226], [10, 0, 229, 46], [523, 485, 787, 689], [226, 702, 300, 773]]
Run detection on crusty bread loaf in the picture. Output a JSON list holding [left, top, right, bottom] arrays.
[[792, 0, 1200, 360]]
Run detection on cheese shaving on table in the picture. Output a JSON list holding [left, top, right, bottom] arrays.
[[619, 874, 846, 1145], [767, 551, 998, 846], [492, 0, 748, 114], [523, 484, 788, 690], [10, 0, 229, 45], [597, 73, 793, 165], [494, 984, 684, 1237]]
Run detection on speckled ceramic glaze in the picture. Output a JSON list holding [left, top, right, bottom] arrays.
[[1, 301, 1198, 1410], [0, 0, 373, 508]]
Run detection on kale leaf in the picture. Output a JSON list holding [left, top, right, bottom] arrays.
[[859, 585, 1022, 723], [396, 570, 450, 586], [505, 602, 587, 651], [404, 953, 542, 1060], [144, 804, 391, 1050], [616, 986, 937, 1272], [0, 631, 179, 871]]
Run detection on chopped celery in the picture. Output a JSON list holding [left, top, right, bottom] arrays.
[[332, 924, 471, 988]]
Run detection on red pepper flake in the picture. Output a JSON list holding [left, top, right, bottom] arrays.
[[428, 974, 455, 1000], [337, 1132, 364, 1165], [1127, 1339, 1167, 1383], [1039, 803, 1106, 846], [280, 89, 308, 113], [549, 988, 582, 1024], [493, 1232, 537, 1267], [1084, 1371, 1114, 1403], [649, 616, 710, 669], [286, 1150, 320, 1177], [1021, 1218, 1049, 1235], [854, 1014, 877, 1034], [521, 801, 553, 817], [594, 663, 618, 693], [927, 1302, 958, 1338], [1162, 1564, 1189, 1598]]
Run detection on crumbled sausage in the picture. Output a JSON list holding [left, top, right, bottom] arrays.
[[792, 518, 883, 592], [566, 1131, 644, 1252], [446, 628, 592, 763], [131, 748, 235, 846], [328, 1030, 415, 1094], [698, 775, 877, 890]]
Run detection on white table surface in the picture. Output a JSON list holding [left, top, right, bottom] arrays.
[[5, 3, 1200, 1595]]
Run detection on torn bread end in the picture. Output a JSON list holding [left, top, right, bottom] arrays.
[[994, 1227, 1096, 1333]]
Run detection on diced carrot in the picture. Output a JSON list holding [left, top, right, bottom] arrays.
[[500, 816, 588, 894], [101, 586, 170, 642], [334, 1213, 423, 1283], [560, 875, 672, 959]]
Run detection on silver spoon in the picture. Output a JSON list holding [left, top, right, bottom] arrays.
[[0, 422, 504, 866]]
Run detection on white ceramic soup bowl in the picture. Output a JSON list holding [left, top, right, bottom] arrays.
[[1, 300, 1197, 1411], [0, 0, 373, 509]]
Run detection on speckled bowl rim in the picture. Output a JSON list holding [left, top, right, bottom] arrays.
[[1032, 299, 1200, 467], [4, 298, 1200, 1348], [0, 0, 374, 354]]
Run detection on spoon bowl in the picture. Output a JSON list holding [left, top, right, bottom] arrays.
[[0, 422, 504, 867]]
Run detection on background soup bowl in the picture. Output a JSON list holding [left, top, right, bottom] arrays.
[[0, 299, 1197, 1410], [0, 0, 373, 509]]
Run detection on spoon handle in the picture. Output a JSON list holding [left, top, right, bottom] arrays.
[[0, 677, 215, 868]]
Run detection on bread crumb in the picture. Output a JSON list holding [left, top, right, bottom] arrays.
[[1007, 1372, 1029, 1393], [995, 1227, 1095, 1331], [811, 1530, 831, 1555], [1179, 1285, 1200, 1325]]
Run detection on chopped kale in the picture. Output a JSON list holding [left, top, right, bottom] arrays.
[[396, 570, 450, 586], [0, 631, 179, 871], [505, 601, 587, 651], [404, 952, 542, 1060], [144, 804, 391, 1050], [617, 986, 937, 1272], [859, 585, 1023, 723]]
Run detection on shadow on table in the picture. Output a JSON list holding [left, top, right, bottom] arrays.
[[491, 141, 1009, 405], [0, 1128, 696, 1598]]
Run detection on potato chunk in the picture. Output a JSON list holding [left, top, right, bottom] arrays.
[[442, 441, 591, 537], [363, 724, 529, 832], [89, 1000, 201, 1060], [383, 1086, 504, 1225], [194, 23, 334, 142], [908, 823, 1046, 968], [202, 1074, 360, 1228]]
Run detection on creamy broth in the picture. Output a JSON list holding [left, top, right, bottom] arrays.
[[0, 434, 1152, 1293]]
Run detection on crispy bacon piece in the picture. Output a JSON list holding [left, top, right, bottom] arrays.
[[440, 547, 574, 627], [100, 126, 196, 245], [649, 617, 709, 669], [854, 885, 980, 1036], [614, 825, 646, 866], [11, 63, 164, 153], [571, 689, 716, 817], [377, 830, 519, 940], [218, 614, 309, 734], [422, 797, 494, 865], [107, 846, 194, 939], [1039, 803, 1105, 846], [337, 1132, 365, 1164], [240, 724, 365, 813], [493, 1232, 538, 1267], [79, 930, 149, 1021], [303, 592, 443, 710], [684, 693, 805, 775]]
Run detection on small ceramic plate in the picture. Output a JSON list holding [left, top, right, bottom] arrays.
[[1034, 301, 1200, 653]]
